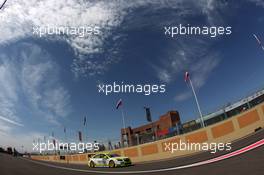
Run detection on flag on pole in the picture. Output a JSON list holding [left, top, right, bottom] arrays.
[[144, 107, 152, 122], [116, 99, 122, 109], [183, 71, 205, 128], [64, 127, 66, 134], [184, 71, 190, 82], [83, 116, 86, 126], [78, 131, 82, 142], [253, 34, 264, 51]]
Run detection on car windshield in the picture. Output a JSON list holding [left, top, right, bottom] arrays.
[[107, 154, 120, 158]]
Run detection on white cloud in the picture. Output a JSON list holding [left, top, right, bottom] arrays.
[[0, 42, 72, 150], [42, 87, 71, 118], [154, 36, 221, 101], [0, 120, 12, 134], [0, 59, 20, 123], [250, 0, 264, 7], [0, 0, 228, 77], [175, 91, 192, 102], [0, 0, 125, 77], [0, 115, 24, 127], [0, 43, 71, 127], [174, 53, 220, 102], [199, 0, 229, 25], [190, 53, 220, 88], [21, 44, 71, 120], [21, 61, 53, 108], [155, 69, 171, 84], [141, 0, 226, 102]]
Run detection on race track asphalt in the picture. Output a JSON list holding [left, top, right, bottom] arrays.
[[1, 129, 263, 175]]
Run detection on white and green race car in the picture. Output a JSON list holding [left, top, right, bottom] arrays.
[[88, 153, 132, 168]]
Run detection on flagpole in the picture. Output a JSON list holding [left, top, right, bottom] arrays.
[[0, 0, 8, 10], [85, 117, 88, 143], [51, 132, 56, 155], [189, 78, 205, 128], [121, 107, 127, 147], [43, 136, 46, 155], [64, 128, 67, 143], [121, 107, 126, 134], [82, 122, 84, 144], [64, 127, 67, 152], [63, 127, 69, 163]]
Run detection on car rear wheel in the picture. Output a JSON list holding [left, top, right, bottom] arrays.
[[89, 161, 95, 168], [109, 160, 115, 168]]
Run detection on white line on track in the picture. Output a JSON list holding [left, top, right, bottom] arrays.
[[23, 139, 264, 174]]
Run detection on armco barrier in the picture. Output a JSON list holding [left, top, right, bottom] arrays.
[[31, 102, 264, 164]]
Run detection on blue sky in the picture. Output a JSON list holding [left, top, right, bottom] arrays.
[[0, 0, 264, 151]]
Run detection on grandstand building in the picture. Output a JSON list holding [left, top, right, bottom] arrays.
[[121, 88, 264, 147]]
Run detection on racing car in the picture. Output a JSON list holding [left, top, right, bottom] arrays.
[[88, 153, 132, 168]]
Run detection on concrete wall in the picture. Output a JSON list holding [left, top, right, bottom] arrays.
[[31, 102, 264, 164]]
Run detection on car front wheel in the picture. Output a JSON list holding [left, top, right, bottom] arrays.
[[109, 160, 115, 168]]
